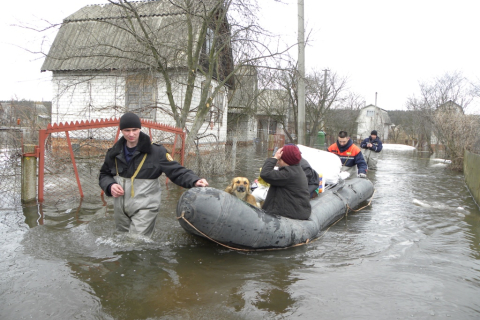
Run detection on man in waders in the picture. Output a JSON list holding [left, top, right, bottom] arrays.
[[328, 130, 368, 178], [360, 130, 383, 170], [99, 112, 208, 237]]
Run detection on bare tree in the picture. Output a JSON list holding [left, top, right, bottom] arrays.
[[433, 110, 479, 170], [39, 0, 287, 147], [259, 58, 349, 145], [323, 92, 363, 144], [388, 109, 425, 146], [407, 71, 480, 167], [305, 70, 347, 146]]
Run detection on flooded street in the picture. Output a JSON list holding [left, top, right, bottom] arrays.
[[1, 144, 480, 319]]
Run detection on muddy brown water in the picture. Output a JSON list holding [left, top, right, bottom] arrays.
[[1, 144, 480, 319]]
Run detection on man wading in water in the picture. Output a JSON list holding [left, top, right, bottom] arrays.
[[99, 112, 208, 237], [360, 130, 383, 170]]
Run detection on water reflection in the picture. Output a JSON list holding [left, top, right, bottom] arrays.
[[64, 244, 306, 319], [22, 200, 42, 227]]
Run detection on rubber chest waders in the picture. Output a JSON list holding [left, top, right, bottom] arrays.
[[115, 153, 148, 198]]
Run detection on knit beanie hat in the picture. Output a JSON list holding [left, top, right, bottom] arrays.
[[120, 112, 141, 130], [281, 144, 301, 165], [371, 130, 378, 135]]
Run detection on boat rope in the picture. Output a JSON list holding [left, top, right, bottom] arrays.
[[176, 187, 376, 252], [345, 188, 376, 216]]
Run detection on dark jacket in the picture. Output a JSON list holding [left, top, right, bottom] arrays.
[[260, 157, 311, 220], [300, 158, 320, 195], [328, 139, 368, 174], [360, 136, 383, 152], [99, 132, 200, 196]]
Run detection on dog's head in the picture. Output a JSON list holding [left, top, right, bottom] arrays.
[[225, 177, 251, 199]]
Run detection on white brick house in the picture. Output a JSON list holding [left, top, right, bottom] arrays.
[[41, 1, 233, 143]]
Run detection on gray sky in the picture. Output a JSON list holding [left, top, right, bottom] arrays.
[[1, 0, 479, 111]]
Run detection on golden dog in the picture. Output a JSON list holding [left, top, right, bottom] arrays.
[[225, 177, 259, 207]]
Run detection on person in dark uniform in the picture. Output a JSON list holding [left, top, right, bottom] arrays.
[[360, 130, 383, 170], [99, 112, 208, 237]]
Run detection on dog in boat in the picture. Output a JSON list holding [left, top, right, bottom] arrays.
[[225, 177, 259, 207]]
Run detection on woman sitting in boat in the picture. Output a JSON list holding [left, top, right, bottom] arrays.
[[260, 144, 312, 220]]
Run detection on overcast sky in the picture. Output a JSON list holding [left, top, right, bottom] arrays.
[[1, 0, 479, 111]]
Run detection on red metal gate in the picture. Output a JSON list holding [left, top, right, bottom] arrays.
[[32, 118, 185, 203]]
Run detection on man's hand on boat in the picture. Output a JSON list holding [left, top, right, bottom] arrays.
[[195, 178, 209, 187]]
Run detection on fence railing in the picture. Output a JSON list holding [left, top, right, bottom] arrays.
[[35, 118, 185, 204]]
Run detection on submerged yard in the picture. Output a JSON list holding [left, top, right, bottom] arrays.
[[1, 144, 480, 319]]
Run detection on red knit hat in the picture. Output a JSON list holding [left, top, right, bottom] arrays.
[[281, 144, 301, 165]]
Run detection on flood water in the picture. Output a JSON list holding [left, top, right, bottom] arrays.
[[1, 144, 480, 319]]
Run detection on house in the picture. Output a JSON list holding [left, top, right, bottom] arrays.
[[228, 67, 294, 144], [41, 0, 234, 144], [256, 89, 292, 142], [355, 104, 392, 141], [431, 100, 464, 145], [436, 100, 463, 114], [227, 65, 258, 144]]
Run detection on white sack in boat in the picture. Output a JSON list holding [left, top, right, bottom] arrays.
[[297, 144, 342, 185], [252, 185, 269, 203]]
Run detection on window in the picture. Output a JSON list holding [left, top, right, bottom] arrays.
[[269, 120, 277, 135], [213, 89, 225, 124], [366, 110, 374, 117], [126, 75, 157, 120], [205, 28, 214, 55]]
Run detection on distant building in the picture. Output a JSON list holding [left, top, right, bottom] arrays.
[[436, 100, 463, 114], [431, 100, 464, 145], [227, 67, 294, 144], [355, 104, 392, 140], [256, 89, 292, 141], [0, 100, 51, 128], [227, 66, 258, 143]]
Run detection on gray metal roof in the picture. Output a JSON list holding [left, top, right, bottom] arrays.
[[41, 1, 209, 72]]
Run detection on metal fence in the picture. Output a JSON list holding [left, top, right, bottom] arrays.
[[0, 129, 23, 209], [185, 131, 257, 176], [1, 122, 287, 209], [38, 119, 185, 207]]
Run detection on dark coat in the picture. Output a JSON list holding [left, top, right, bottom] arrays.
[[360, 136, 383, 152], [260, 158, 311, 220], [99, 132, 200, 196], [300, 158, 320, 195]]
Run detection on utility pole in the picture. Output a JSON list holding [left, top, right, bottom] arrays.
[[322, 69, 329, 98], [321, 69, 329, 131], [297, 0, 305, 145]]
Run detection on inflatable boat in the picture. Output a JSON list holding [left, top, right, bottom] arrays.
[[176, 177, 374, 250]]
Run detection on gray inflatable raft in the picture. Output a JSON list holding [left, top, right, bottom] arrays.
[[176, 178, 374, 249]]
